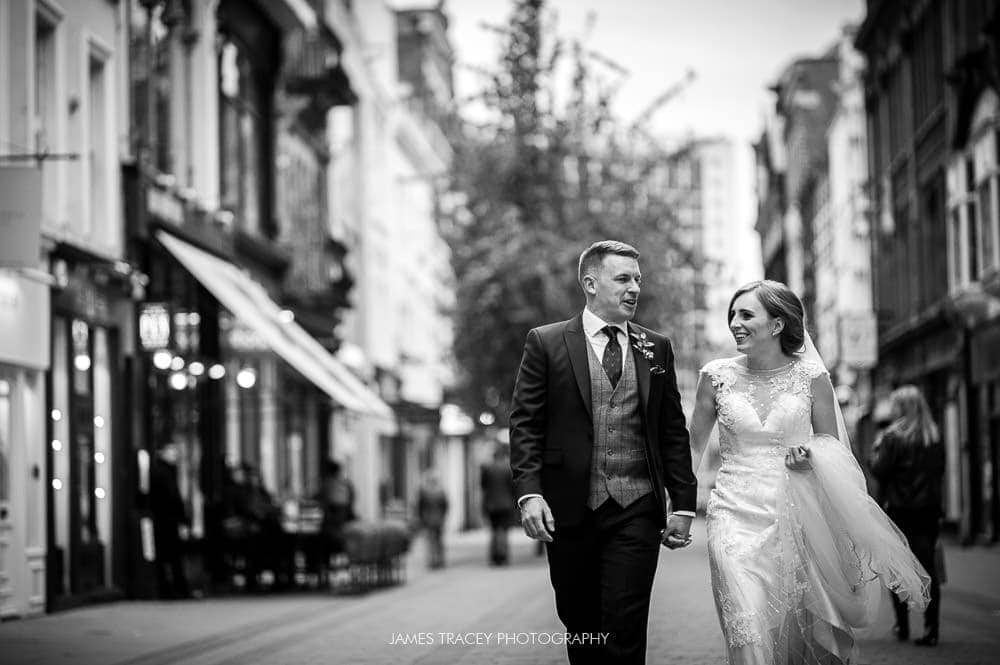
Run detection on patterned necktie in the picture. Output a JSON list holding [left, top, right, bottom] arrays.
[[602, 326, 622, 388]]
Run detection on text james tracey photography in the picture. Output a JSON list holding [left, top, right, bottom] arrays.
[[388, 632, 611, 647]]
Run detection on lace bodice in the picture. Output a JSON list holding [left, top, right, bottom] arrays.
[[701, 356, 827, 462]]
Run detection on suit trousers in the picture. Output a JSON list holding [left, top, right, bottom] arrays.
[[544, 492, 661, 665]]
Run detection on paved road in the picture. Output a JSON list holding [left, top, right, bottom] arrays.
[[2, 521, 998, 665]]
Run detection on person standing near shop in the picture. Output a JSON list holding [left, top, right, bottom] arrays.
[[150, 442, 191, 599], [318, 460, 356, 565], [481, 445, 516, 566], [869, 385, 946, 647], [417, 471, 449, 569]]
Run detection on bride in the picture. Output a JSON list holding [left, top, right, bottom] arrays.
[[688, 280, 929, 665]]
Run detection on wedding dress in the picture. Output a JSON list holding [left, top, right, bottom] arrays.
[[700, 356, 929, 665]]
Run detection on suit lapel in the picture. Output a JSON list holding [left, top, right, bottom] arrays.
[[628, 323, 651, 414], [564, 314, 592, 420]]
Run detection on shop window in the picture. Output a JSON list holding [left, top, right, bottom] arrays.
[[49, 315, 112, 596], [70, 320, 97, 546], [236, 359, 261, 466]]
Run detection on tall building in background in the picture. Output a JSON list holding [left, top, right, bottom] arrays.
[[697, 137, 760, 353], [653, 136, 758, 407], [812, 25, 877, 443], [759, 52, 840, 327]]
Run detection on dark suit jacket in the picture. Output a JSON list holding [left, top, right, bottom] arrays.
[[509, 314, 697, 527]]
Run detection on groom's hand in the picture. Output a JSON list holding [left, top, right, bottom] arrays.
[[661, 513, 693, 549], [520, 497, 555, 542]]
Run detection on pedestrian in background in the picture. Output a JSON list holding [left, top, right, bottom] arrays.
[[150, 442, 191, 599], [416, 471, 449, 569], [869, 385, 945, 647], [242, 463, 287, 588], [480, 444, 515, 566], [318, 460, 356, 567]]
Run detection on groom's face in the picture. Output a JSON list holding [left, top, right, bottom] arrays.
[[586, 254, 641, 324]]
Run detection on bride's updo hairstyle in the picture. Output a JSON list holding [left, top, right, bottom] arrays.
[[728, 280, 806, 356]]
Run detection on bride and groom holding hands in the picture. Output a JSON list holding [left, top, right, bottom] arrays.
[[509, 240, 930, 665]]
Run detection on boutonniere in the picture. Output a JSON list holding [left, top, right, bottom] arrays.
[[629, 331, 666, 374]]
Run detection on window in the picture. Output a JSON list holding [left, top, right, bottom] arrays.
[[88, 48, 108, 238], [35, 10, 58, 226], [128, 0, 175, 173], [912, 2, 944, 126], [217, 0, 279, 238], [887, 67, 906, 158], [966, 156, 979, 280], [949, 204, 963, 287], [948, 90, 1000, 289], [920, 172, 948, 307]]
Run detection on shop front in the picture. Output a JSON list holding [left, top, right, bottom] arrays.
[[152, 230, 393, 589], [0, 269, 49, 617], [132, 242, 226, 595], [46, 250, 132, 611], [969, 317, 1000, 543]]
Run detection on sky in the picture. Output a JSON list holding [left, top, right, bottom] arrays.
[[393, 0, 866, 275], [440, 0, 865, 144]]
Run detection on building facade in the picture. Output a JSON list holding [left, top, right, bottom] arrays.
[[125, 0, 403, 597], [331, 1, 462, 531], [1, 0, 438, 614], [1, 0, 140, 614], [856, 0, 1000, 542], [755, 29, 879, 463], [812, 26, 878, 451]]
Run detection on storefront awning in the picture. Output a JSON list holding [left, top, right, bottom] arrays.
[[156, 231, 393, 421]]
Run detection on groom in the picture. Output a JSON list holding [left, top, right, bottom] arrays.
[[509, 240, 696, 665]]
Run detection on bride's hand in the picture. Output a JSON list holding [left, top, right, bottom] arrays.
[[784, 445, 812, 471]]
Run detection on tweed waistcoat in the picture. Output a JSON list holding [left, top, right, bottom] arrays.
[[586, 337, 652, 509]]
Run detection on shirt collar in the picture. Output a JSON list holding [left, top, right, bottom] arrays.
[[582, 308, 628, 340]]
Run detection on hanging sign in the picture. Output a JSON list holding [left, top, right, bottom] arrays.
[[0, 167, 42, 266]]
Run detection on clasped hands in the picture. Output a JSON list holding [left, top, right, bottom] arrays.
[[784, 445, 812, 471], [519, 497, 693, 549]]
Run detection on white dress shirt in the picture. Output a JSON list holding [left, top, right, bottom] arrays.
[[517, 308, 695, 519], [581, 307, 628, 374]]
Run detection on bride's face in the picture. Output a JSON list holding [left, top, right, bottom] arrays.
[[729, 291, 780, 355]]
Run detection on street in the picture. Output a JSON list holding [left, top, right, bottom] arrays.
[[2, 520, 998, 665]]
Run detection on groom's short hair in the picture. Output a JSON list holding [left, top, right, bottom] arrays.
[[578, 240, 640, 287]]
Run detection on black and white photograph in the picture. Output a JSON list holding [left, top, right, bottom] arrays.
[[0, 0, 998, 663]]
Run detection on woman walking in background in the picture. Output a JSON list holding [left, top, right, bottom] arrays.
[[869, 385, 946, 646]]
